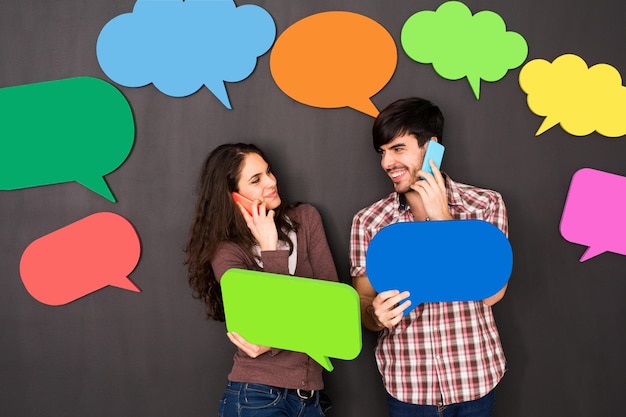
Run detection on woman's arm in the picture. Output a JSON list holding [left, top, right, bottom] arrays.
[[301, 204, 339, 282]]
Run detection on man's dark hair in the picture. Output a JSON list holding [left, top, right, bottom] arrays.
[[372, 97, 444, 151]]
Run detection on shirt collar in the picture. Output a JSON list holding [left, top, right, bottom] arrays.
[[398, 192, 410, 211], [444, 174, 466, 207]]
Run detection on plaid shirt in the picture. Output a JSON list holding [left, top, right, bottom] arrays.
[[349, 175, 508, 405]]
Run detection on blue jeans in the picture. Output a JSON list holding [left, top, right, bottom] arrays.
[[218, 381, 325, 417], [386, 389, 495, 417]]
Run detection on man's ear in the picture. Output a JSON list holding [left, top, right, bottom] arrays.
[[430, 136, 438, 143]]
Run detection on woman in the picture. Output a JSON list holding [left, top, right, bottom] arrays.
[[185, 143, 338, 417]]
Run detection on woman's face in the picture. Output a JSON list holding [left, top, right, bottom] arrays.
[[236, 152, 281, 210]]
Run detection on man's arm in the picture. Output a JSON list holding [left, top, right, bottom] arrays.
[[482, 190, 509, 306], [352, 275, 411, 331], [483, 283, 507, 306], [352, 275, 384, 332]]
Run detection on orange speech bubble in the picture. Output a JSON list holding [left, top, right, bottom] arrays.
[[270, 11, 397, 117], [19, 212, 141, 306]]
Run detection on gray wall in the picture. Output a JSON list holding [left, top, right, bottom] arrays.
[[1, 1, 625, 416]]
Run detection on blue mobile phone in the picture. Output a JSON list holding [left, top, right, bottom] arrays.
[[420, 139, 445, 177]]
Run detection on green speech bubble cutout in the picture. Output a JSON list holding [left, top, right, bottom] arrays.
[[401, 1, 528, 99], [0, 76, 135, 202], [221, 269, 362, 371]]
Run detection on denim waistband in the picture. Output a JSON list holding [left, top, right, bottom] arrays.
[[226, 381, 319, 402]]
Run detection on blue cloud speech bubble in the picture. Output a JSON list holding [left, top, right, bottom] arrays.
[[221, 269, 362, 371], [96, 0, 276, 108], [366, 220, 512, 313]]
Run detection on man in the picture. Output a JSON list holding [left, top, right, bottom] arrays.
[[350, 97, 508, 416]]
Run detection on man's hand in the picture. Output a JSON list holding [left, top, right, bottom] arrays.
[[411, 160, 453, 221], [371, 289, 411, 329]]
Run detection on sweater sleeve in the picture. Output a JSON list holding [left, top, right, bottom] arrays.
[[211, 241, 287, 357], [259, 249, 290, 275], [211, 241, 254, 283], [298, 204, 339, 283], [211, 241, 291, 282]]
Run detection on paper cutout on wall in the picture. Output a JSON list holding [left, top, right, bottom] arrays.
[[270, 11, 396, 117], [560, 168, 626, 261], [0, 77, 134, 202], [96, 0, 275, 108], [401, 1, 528, 100], [221, 269, 362, 371], [20, 212, 142, 306], [519, 54, 626, 137], [366, 220, 512, 315]]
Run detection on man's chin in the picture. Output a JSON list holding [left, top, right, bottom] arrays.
[[393, 183, 411, 194]]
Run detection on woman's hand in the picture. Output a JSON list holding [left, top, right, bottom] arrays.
[[227, 331, 271, 358], [236, 201, 278, 251]]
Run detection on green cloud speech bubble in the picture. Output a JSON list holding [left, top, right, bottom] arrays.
[[401, 1, 528, 99], [0, 76, 135, 202], [220, 269, 362, 371]]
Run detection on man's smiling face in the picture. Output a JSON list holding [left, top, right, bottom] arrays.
[[378, 133, 427, 194]]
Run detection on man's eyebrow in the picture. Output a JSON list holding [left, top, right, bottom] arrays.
[[388, 142, 406, 150]]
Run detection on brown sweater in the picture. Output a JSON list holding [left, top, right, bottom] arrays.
[[212, 203, 339, 390]]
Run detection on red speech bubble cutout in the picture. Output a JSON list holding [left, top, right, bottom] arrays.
[[270, 11, 397, 117], [20, 212, 141, 306]]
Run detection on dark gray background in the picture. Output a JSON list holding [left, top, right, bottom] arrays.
[[1, 1, 625, 416]]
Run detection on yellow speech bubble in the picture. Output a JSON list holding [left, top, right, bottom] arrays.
[[519, 53, 626, 137]]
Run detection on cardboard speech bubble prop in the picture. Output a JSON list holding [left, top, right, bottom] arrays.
[[97, 0, 275, 108], [270, 11, 396, 117], [519, 54, 626, 137], [0, 77, 134, 202], [221, 269, 362, 371], [560, 168, 626, 261], [401, 1, 527, 100], [366, 220, 512, 314], [20, 212, 141, 306]]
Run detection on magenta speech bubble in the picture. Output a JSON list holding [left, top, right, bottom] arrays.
[[560, 168, 626, 262]]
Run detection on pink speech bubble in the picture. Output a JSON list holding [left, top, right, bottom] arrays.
[[560, 168, 626, 262], [20, 212, 141, 305]]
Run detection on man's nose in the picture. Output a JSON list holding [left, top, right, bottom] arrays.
[[381, 153, 394, 169]]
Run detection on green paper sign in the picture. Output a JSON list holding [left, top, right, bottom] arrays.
[[0, 76, 135, 202], [221, 269, 362, 371], [401, 1, 528, 99]]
